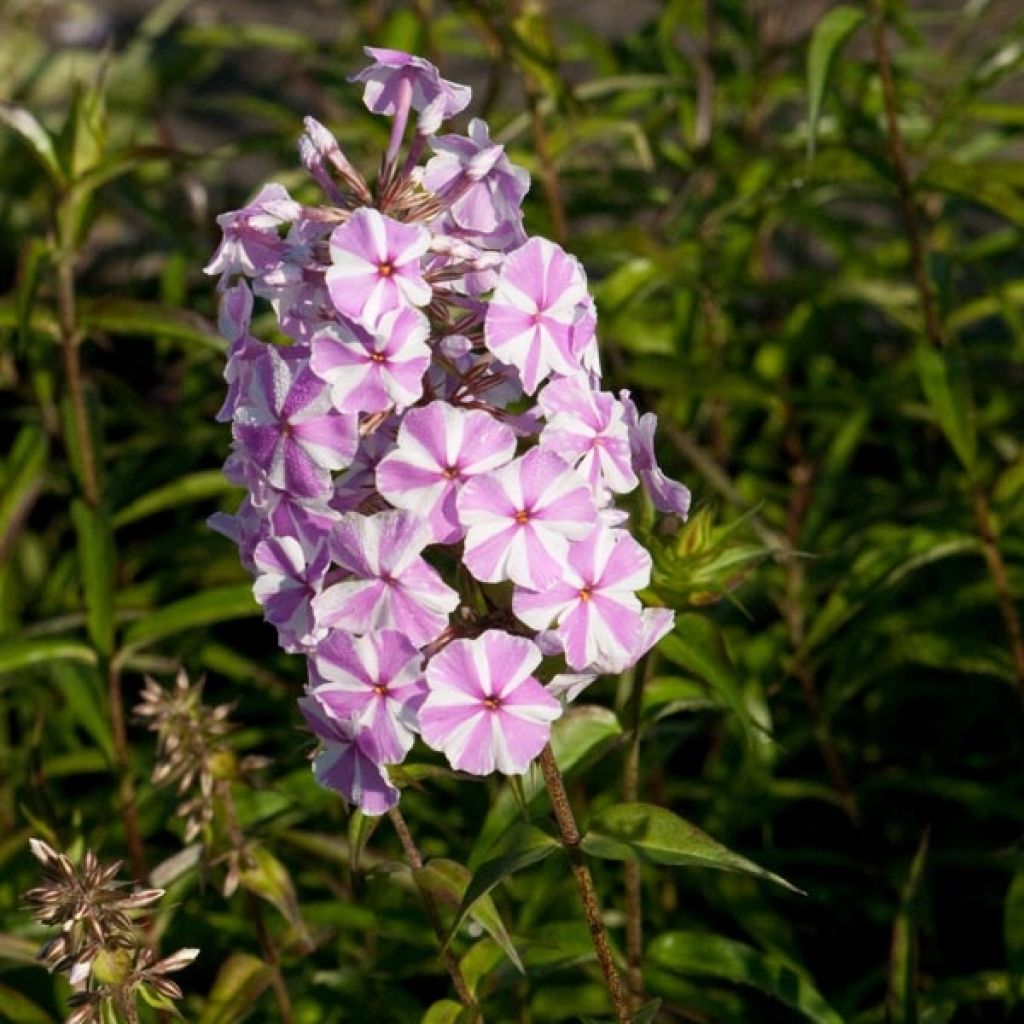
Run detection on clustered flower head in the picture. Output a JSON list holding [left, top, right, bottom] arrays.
[[208, 48, 690, 815], [24, 839, 197, 1023]]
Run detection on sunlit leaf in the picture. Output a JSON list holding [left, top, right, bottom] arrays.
[[806, 5, 865, 158]]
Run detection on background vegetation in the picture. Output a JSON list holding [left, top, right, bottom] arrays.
[[1, 0, 1023, 1021]]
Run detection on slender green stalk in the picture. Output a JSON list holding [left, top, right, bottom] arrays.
[[388, 806, 482, 1020], [538, 745, 632, 1024], [220, 781, 295, 1024], [869, 1, 1024, 696]]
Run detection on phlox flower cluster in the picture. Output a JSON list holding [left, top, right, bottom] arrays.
[[208, 47, 690, 815]]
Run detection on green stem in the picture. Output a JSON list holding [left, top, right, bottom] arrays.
[[388, 807, 482, 1020]]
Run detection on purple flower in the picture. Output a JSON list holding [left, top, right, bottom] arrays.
[[513, 527, 652, 673], [326, 208, 431, 325], [351, 47, 471, 137], [232, 347, 359, 500], [252, 535, 330, 652], [313, 510, 459, 647], [310, 306, 431, 414], [309, 630, 426, 764], [205, 184, 302, 282], [457, 449, 598, 591], [424, 119, 530, 241], [484, 237, 592, 393], [619, 391, 691, 519], [299, 695, 398, 815], [331, 419, 400, 513], [376, 402, 517, 543], [538, 376, 637, 497], [419, 631, 561, 775]]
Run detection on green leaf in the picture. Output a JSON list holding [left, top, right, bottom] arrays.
[[77, 298, 223, 351], [421, 1000, 473, 1024], [16, 238, 50, 352], [1005, 863, 1024, 1000], [445, 823, 561, 958], [888, 833, 930, 1024], [0, 103, 65, 187], [658, 615, 753, 733], [581, 803, 799, 892], [71, 499, 116, 657], [119, 584, 258, 653], [414, 857, 524, 973], [0, 638, 97, 678], [806, 5, 866, 158], [648, 932, 843, 1024], [0, 983, 55, 1023], [113, 471, 237, 528], [0, 425, 48, 553], [470, 706, 621, 867], [198, 953, 273, 1024], [914, 343, 977, 473], [582, 999, 661, 1024], [238, 844, 312, 950], [0, 933, 43, 965]]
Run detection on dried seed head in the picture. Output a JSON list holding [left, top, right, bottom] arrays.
[[23, 838, 198, 1020]]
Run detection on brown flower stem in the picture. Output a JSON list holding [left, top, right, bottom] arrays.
[[387, 807, 481, 1019], [621, 657, 650, 1008], [870, 3, 1024, 696], [106, 663, 147, 883], [55, 217, 148, 882], [868, 7, 944, 352], [54, 240, 99, 508], [538, 746, 631, 1023], [972, 487, 1024, 692], [220, 784, 295, 1024]]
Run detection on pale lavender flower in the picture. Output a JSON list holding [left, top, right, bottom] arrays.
[[311, 307, 431, 414], [232, 346, 359, 500], [298, 116, 371, 205], [484, 237, 591, 393], [419, 630, 561, 775], [513, 528, 652, 673], [424, 119, 530, 242], [205, 183, 302, 282], [299, 695, 398, 815], [351, 47, 471, 140], [376, 402, 517, 543], [252, 535, 330, 651], [538, 376, 637, 497], [326, 208, 431, 325], [331, 418, 400, 512], [313, 509, 459, 646], [620, 391, 692, 519], [310, 630, 426, 764], [457, 448, 597, 590]]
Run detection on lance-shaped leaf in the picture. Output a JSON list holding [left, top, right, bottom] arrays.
[[648, 932, 844, 1024], [806, 5, 866, 158], [71, 499, 116, 658], [414, 857, 523, 973], [0, 103, 66, 186], [120, 584, 258, 653], [238, 844, 313, 951], [581, 803, 799, 892], [444, 823, 561, 960], [198, 953, 273, 1024]]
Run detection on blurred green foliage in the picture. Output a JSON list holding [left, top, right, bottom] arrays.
[[1, 0, 1023, 1021]]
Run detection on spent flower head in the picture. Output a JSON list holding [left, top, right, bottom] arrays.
[[24, 839, 197, 1024]]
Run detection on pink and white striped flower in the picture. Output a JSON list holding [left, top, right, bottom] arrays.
[[456, 448, 597, 590], [309, 630, 426, 764], [252, 535, 330, 652], [313, 510, 458, 647], [484, 237, 591, 393], [326, 208, 431, 325], [513, 528, 652, 672], [299, 695, 398, 815], [376, 402, 517, 543], [232, 346, 359, 500], [310, 306, 431, 414], [419, 631, 561, 776], [538, 376, 637, 497]]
